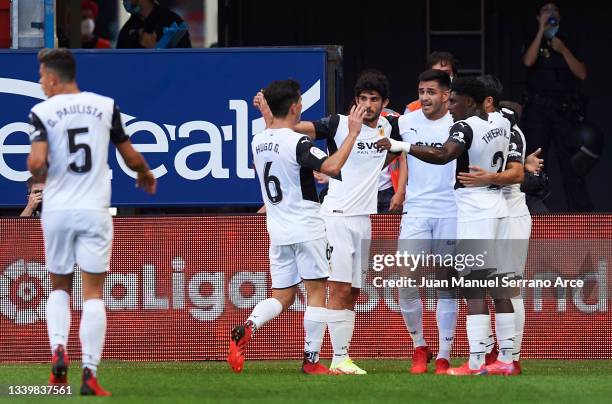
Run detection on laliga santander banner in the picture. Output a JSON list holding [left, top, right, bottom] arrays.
[[0, 214, 610, 362], [0, 48, 327, 207]]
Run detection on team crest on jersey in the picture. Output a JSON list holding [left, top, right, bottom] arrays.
[[378, 125, 385, 137]]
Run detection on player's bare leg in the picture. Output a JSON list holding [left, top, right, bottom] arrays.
[[47, 273, 73, 385], [301, 279, 329, 374], [79, 271, 110, 396], [228, 287, 295, 373], [327, 281, 365, 374]]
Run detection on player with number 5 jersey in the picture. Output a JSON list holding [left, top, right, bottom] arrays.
[[27, 48, 156, 395]]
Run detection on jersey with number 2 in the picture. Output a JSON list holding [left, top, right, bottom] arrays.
[[449, 114, 510, 221]]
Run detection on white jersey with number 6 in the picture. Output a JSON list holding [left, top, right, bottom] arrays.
[[28, 92, 129, 213], [252, 128, 328, 246]]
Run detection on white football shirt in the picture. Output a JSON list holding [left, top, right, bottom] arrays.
[[449, 114, 510, 222], [398, 109, 456, 218], [313, 114, 401, 216], [28, 92, 129, 213], [252, 128, 328, 245], [503, 123, 530, 218]]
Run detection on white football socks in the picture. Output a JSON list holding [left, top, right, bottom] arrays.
[[496, 313, 515, 364], [399, 288, 426, 348], [303, 306, 327, 363], [466, 314, 490, 370], [484, 321, 495, 354], [80, 299, 106, 376], [435, 295, 458, 360], [327, 309, 355, 366], [511, 298, 525, 362], [46, 290, 71, 353], [247, 297, 283, 331]]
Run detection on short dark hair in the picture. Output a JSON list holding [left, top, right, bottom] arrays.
[[263, 79, 301, 118], [426, 51, 458, 76], [418, 69, 451, 90], [354, 69, 390, 100], [450, 77, 487, 104], [477, 75, 503, 108], [37, 48, 76, 82]]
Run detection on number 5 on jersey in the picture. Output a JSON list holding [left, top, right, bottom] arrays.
[[67, 127, 92, 173]]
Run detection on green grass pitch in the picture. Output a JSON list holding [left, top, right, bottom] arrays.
[[1, 359, 611, 403]]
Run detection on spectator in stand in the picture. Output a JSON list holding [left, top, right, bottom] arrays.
[[118, 0, 192, 48], [20, 177, 45, 217], [81, 1, 111, 49]]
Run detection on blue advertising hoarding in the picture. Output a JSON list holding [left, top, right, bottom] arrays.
[[0, 48, 327, 206]]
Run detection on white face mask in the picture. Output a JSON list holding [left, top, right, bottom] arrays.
[[81, 18, 95, 36]]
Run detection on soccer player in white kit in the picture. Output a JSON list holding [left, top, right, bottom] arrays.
[[27, 49, 156, 395], [395, 69, 458, 375], [377, 77, 513, 375], [257, 70, 402, 374], [228, 80, 366, 375], [457, 75, 544, 375]]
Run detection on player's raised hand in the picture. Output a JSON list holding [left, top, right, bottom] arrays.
[[136, 170, 157, 195], [253, 91, 273, 128], [348, 104, 366, 135], [525, 148, 544, 174], [375, 138, 392, 152], [457, 165, 492, 187]]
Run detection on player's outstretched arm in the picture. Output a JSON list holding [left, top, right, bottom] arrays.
[[317, 104, 365, 176], [457, 161, 524, 187], [376, 137, 463, 165], [116, 140, 157, 194]]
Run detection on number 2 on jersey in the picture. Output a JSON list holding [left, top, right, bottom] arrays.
[[490, 151, 505, 173], [263, 161, 283, 204], [489, 151, 504, 190], [67, 127, 92, 173]]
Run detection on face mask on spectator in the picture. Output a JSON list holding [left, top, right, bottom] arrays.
[[123, 0, 141, 14], [81, 18, 95, 36]]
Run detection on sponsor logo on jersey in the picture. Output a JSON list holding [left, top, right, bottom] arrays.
[[356, 141, 385, 155]]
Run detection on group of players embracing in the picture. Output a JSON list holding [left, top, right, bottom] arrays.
[[228, 64, 543, 376]]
